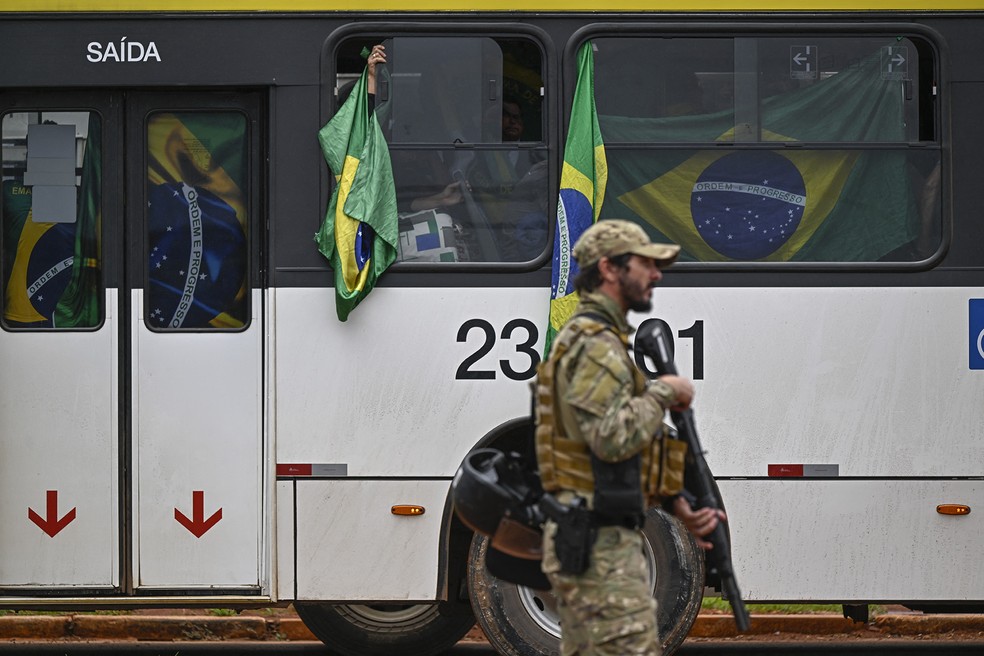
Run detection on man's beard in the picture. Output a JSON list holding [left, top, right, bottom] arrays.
[[619, 272, 653, 313]]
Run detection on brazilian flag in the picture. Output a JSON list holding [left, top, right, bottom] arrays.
[[316, 61, 399, 322], [605, 47, 918, 262], [547, 42, 607, 354], [54, 113, 102, 328], [146, 112, 249, 329], [2, 180, 76, 326]]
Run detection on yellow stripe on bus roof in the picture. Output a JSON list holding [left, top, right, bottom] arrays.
[[3, 0, 983, 11]]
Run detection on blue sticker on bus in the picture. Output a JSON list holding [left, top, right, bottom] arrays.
[[971, 299, 984, 370]]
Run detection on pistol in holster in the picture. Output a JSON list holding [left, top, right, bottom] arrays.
[[540, 494, 597, 575]]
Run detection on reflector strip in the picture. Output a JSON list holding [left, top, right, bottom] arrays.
[[276, 463, 348, 477], [768, 464, 839, 477]]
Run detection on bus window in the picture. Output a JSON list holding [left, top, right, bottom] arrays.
[[1, 111, 102, 329], [145, 111, 249, 330], [592, 35, 941, 264], [335, 35, 548, 264]]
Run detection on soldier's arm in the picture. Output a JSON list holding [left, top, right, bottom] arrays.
[[564, 337, 672, 462]]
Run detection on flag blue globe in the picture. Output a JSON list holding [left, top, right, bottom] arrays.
[[147, 183, 246, 329], [691, 151, 806, 260], [25, 223, 75, 322]]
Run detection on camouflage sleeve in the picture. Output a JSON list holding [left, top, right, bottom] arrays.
[[562, 333, 667, 463]]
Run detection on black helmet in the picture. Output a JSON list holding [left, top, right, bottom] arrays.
[[451, 449, 540, 536]]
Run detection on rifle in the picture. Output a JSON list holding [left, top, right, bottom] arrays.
[[636, 321, 751, 632]]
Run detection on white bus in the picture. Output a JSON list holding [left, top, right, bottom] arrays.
[[0, 2, 981, 655]]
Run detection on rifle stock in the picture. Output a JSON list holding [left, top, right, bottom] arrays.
[[636, 322, 751, 632]]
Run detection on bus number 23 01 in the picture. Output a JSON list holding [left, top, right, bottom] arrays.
[[455, 318, 705, 381]]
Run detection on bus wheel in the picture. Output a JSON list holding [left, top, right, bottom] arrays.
[[294, 601, 475, 656], [467, 507, 705, 656]]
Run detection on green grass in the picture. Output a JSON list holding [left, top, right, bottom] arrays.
[[701, 597, 885, 615]]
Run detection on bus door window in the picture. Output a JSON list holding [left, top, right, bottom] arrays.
[[592, 34, 941, 265], [335, 35, 547, 264], [144, 111, 249, 330], [1, 111, 102, 329]]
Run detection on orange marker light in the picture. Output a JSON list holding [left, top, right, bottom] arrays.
[[391, 505, 426, 516], [936, 504, 971, 516]]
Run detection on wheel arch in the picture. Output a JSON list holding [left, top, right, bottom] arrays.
[[436, 416, 534, 606]]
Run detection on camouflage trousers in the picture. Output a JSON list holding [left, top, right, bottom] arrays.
[[542, 521, 660, 656]]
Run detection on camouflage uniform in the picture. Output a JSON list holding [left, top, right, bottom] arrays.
[[539, 291, 676, 656], [536, 219, 683, 656]]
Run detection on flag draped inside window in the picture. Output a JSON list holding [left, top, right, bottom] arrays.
[[546, 42, 607, 354], [316, 65, 398, 322], [605, 46, 916, 263]]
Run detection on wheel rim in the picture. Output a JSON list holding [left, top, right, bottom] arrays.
[[517, 585, 561, 638], [515, 529, 658, 639], [337, 603, 439, 629]]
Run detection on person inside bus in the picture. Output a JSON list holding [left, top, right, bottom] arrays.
[[461, 96, 548, 261]]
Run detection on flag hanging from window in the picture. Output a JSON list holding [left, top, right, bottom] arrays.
[[546, 42, 607, 354], [316, 64, 398, 322]]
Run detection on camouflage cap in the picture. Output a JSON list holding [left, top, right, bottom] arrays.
[[573, 219, 681, 269]]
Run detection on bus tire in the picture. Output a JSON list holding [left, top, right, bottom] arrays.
[[467, 507, 705, 656], [294, 601, 475, 656]]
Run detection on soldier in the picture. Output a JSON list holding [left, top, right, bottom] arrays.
[[535, 219, 725, 655]]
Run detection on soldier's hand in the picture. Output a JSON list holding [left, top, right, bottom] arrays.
[[672, 496, 726, 550], [658, 374, 694, 410]]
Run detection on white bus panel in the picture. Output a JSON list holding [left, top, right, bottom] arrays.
[[274, 287, 548, 478], [0, 289, 119, 588], [722, 479, 984, 601], [646, 286, 984, 477], [132, 289, 265, 589], [294, 479, 449, 600]]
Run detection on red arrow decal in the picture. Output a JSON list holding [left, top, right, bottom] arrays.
[[28, 490, 77, 538], [174, 490, 222, 538]]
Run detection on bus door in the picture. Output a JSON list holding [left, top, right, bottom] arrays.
[[0, 90, 265, 594]]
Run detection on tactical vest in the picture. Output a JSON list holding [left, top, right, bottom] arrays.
[[535, 316, 687, 507]]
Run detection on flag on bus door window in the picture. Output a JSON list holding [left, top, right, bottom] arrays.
[[547, 42, 607, 354], [316, 63, 398, 322], [1, 180, 76, 326], [146, 112, 249, 329], [54, 113, 102, 328], [604, 46, 919, 262]]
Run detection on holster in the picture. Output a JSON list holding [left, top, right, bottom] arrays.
[[540, 495, 597, 575], [591, 453, 646, 529]]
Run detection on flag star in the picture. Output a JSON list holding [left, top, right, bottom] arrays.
[[179, 270, 185, 276], [166, 226, 173, 232], [727, 234, 733, 239], [156, 262, 162, 268], [37, 295, 44, 301], [749, 225, 756, 232], [199, 273, 208, 280], [725, 207, 731, 212], [172, 190, 181, 198], [696, 196, 703, 202], [162, 255, 167, 261]]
